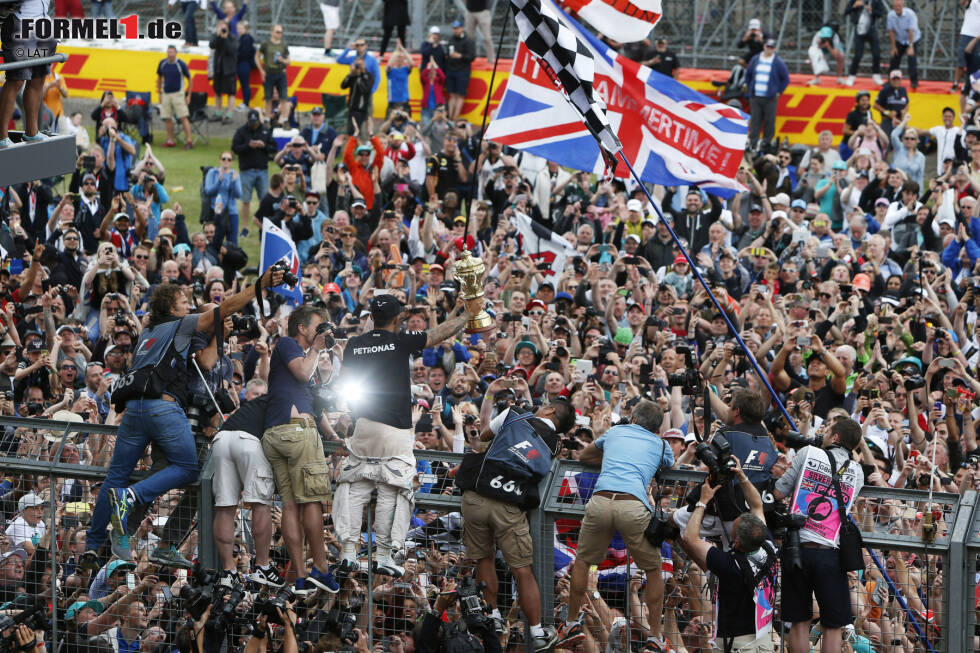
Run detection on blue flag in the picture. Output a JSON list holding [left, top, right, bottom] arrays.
[[259, 218, 303, 306]]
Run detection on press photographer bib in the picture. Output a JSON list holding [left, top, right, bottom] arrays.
[[788, 446, 860, 547]]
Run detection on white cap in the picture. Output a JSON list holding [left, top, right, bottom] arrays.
[[768, 192, 790, 206], [748, 18, 761, 30], [18, 492, 43, 512], [429, 26, 440, 34], [627, 199, 644, 212], [771, 210, 788, 221], [662, 428, 684, 441]]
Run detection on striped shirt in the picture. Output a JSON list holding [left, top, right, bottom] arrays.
[[753, 55, 774, 97]]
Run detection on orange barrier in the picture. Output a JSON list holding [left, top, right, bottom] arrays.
[[54, 44, 960, 145]]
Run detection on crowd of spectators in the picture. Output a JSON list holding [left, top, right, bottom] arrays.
[[3, 2, 980, 653]]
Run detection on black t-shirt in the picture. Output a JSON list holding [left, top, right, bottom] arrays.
[[812, 382, 845, 420], [650, 50, 680, 77], [222, 395, 270, 439], [706, 538, 776, 638], [342, 329, 428, 429], [426, 152, 460, 199], [876, 86, 908, 117]]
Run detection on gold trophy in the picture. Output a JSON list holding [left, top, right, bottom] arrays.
[[453, 249, 494, 334]]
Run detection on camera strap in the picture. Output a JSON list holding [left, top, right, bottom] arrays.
[[825, 449, 848, 518]]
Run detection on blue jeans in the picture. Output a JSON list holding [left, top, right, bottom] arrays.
[[237, 61, 253, 105], [181, 1, 198, 45], [85, 399, 199, 552], [90, 0, 114, 19], [239, 168, 268, 203]]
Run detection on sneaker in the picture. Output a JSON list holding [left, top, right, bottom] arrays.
[[952, 82, 961, 93], [209, 114, 223, 122], [0, 138, 16, 148], [555, 620, 585, 648], [149, 545, 194, 569], [250, 564, 285, 587], [532, 627, 559, 652], [109, 488, 134, 533], [807, 76, 821, 86], [373, 557, 404, 578], [307, 565, 340, 593], [844, 75, 855, 86], [640, 636, 671, 653], [218, 569, 243, 589], [109, 531, 131, 561], [293, 577, 316, 596], [872, 73, 884, 86], [836, 76, 846, 85], [22, 132, 49, 142], [78, 550, 100, 574], [163, 139, 176, 147]]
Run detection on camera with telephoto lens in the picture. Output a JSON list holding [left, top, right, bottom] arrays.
[[903, 375, 926, 391], [456, 577, 490, 636], [780, 430, 823, 450], [315, 322, 336, 350], [254, 586, 296, 626], [208, 582, 246, 635], [270, 260, 299, 287], [667, 345, 703, 395], [0, 595, 49, 653], [695, 434, 736, 486], [230, 315, 260, 340], [764, 499, 807, 570], [186, 390, 236, 434], [179, 567, 218, 620]]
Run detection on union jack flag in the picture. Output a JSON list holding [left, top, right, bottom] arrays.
[[259, 218, 303, 306], [489, 0, 748, 197]]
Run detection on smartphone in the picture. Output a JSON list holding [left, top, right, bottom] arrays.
[[344, 262, 352, 272], [575, 415, 591, 427], [937, 358, 954, 369], [454, 362, 465, 376], [432, 396, 442, 412], [126, 573, 136, 591], [521, 317, 530, 330], [574, 359, 593, 381], [934, 401, 945, 418], [617, 382, 626, 393]]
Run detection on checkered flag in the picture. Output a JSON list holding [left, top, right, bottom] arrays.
[[509, 0, 622, 170]]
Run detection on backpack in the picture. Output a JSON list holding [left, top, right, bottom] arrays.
[[441, 620, 484, 653]]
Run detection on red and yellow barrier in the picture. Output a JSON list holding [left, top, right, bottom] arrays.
[[54, 44, 959, 145]]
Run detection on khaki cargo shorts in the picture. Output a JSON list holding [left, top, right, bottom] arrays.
[[460, 491, 533, 568], [576, 494, 661, 571], [160, 91, 189, 121], [261, 420, 331, 504]]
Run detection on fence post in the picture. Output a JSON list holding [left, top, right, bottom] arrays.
[[198, 454, 218, 569], [529, 457, 559, 646], [947, 489, 976, 653]]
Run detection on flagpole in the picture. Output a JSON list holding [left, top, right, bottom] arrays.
[[615, 152, 799, 433], [465, 17, 509, 239]]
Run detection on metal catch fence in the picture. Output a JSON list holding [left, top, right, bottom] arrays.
[[0, 417, 977, 652]]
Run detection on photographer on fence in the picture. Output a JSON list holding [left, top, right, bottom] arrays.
[[558, 400, 673, 653], [211, 386, 283, 589], [679, 457, 778, 653], [773, 417, 864, 653], [333, 293, 478, 578], [673, 389, 777, 547], [129, 307, 240, 570], [454, 396, 575, 652], [262, 304, 340, 595], [80, 269, 282, 570]]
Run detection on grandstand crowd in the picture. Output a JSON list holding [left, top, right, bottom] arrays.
[[0, 1, 979, 653]]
